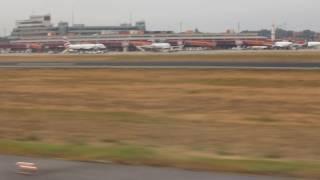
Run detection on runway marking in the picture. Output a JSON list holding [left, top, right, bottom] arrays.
[[16, 162, 38, 175]]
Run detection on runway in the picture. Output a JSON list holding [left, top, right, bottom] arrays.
[[0, 60, 320, 69], [0, 155, 290, 180]]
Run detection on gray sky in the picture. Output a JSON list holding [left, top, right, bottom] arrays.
[[0, 0, 319, 35]]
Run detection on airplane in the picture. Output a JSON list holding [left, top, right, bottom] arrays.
[[307, 42, 320, 49], [273, 41, 309, 50], [246, 46, 270, 50], [273, 41, 293, 49], [63, 38, 106, 53], [137, 42, 183, 52]]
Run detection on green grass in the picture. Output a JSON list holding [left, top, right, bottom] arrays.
[[189, 157, 320, 177], [0, 139, 319, 178], [247, 116, 279, 123], [0, 140, 155, 162]]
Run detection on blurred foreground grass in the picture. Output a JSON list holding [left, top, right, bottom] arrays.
[[0, 69, 319, 178]]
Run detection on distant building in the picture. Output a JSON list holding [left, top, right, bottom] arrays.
[[11, 14, 55, 37], [67, 21, 146, 36], [11, 14, 146, 37]]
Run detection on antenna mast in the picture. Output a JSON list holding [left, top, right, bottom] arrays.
[[129, 12, 133, 26], [271, 23, 276, 42], [72, 9, 74, 26]]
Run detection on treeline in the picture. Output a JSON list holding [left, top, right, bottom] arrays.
[[242, 29, 319, 41]]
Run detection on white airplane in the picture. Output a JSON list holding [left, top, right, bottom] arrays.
[[247, 46, 269, 50], [273, 41, 293, 49], [137, 42, 183, 52], [63, 39, 106, 52], [307, 42, 320, 49]]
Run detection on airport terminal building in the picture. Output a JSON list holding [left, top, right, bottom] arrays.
[[3, 14, 270, 52], [11, 14, 146, 37]]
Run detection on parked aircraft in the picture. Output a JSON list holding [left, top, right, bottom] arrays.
[[273, 41, 293, 49], [137, 42, 183, 52], [63, 39, 106, 53], [307, 42, 320, 48], [246, 46, 269, 50]]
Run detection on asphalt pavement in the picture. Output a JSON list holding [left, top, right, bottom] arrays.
[[0, 155, 292, 180], [0, 60, 319, 69]]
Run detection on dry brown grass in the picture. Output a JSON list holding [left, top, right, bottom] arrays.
[[0, 69, 320, 163]]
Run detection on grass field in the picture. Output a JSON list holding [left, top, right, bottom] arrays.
[[0, 69, 320, 178]]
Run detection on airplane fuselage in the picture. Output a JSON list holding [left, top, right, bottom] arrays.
[[308, 42, 320, 48], [67, 43, 106, 50], [273, 41, 293, 48], [148, 43, 171, 49]]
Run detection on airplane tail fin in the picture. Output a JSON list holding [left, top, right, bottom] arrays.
[[62, 37, 71, 48]]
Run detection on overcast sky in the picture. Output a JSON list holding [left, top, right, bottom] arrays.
[[0, 0, 319, 35]]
